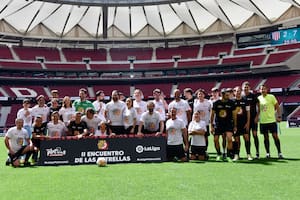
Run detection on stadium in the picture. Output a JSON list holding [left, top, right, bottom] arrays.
[[0, 0, 300, 199]]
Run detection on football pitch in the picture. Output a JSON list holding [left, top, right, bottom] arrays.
[[0, 122, 299, 200]]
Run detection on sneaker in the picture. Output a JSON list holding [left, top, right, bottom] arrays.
[[247, 154, 253, 161], [5, 158, 11, 166], [226, 157, 233, 163], [278, 153, 284, 159], [255, 153, 260, 159], [233, 154, 239, 161], [222, 153, 226, 160], [216, 155, 222, 162], [266, 153, 270, 158]]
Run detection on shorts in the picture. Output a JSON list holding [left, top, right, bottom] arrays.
[[166, 144, 186, 161], [234, 127, 247, 136], [32, 138, 41, 148], [191, 145, 206, 156], [215, 123, 233, 135], [8, 145, 27, 160], [124, 126, 134, 134], [109, 126, 125, 135], [260, 122, 277, 134]]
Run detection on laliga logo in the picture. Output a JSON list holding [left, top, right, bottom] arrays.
[[136, 145, 161, 153], [46, 147, 66, 157], [97, 140, 108, 150]]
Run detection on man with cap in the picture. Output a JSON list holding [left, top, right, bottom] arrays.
[[72, 88, 95, 114], [210, 88, 237, 162], [32, 95, 50, 123]]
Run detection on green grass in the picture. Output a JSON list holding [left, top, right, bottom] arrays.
[[0, 122, 299, 200]]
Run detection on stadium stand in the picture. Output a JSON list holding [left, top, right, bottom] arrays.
[[12, 46, 61, 61], [48, 85, 88, 98], [202, 42, 233, 57], [110, 48, 153, 61], [1, 85, 48, 98], [221, 55, 265, 66], [44, 62, 87, 71], [177, 58, 219, 68], [89, 63, 130, 71], [0, 45, 13, 59], [93, 85, 131, 97], [177, 81, 217, 93], [264, 75, 300, 88], [0, 60, 43, 70], [62, 48, 107, 62], [156, 45, 200, 60], [276, 43, 300, 51], [233, 47, 265, 55], [266, 50, 299, 65], [133, 61, 174, 70], [134, 83, 173, 98]]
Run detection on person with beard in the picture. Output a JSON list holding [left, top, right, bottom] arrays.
[[210, 88, 237, 162], [72, 88, 94, 114], [105, 90, 126, 135], [68, 112, 89, 137], [138, 101, 164, 135], [93, 90, 106, 122]]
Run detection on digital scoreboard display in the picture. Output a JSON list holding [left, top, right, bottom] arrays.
[[271, 27, 300, 45]]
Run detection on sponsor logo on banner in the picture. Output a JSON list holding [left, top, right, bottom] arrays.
[[97, 140, 108, 150], [46, 147, 66, 157], [135, 145, 161, 153], [272, 31, 281, 41]]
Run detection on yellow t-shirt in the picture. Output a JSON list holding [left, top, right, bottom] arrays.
[[258, 94, 278, 124]]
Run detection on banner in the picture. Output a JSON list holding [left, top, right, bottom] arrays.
[[38, 135, 166, 166]]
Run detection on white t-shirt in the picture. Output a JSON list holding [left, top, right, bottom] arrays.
[[166, 118, 185, 145], [105, 100, 126, 126], [193, 99, 211, 125], [59, 107, 76, 124], [133, 100, 147, 124], [17, 108, 33, 126], [168, 99, 191, 126], [188, 120, 207, 146], [81, 115, 102, 133], [123, 107, 137, 129], [93, 101, 106, 121], [94, 129, 107, 136], [47, 121, 67, 137], [6, 127, 29, 153], [141, 111, 162, 132], [153, 99, 166, 121], [31, 105, 50, 123]]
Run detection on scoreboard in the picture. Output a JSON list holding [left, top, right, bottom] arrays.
[[271, 27, 300, 45]]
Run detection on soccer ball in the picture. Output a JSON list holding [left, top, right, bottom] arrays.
[[96, 157, 107, 167]]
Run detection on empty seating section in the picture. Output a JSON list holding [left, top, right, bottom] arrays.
[[6, 104, 23, 127], [202, 42, 233, 57], [93, 85, 131, 97], [134, 62, 174, 70], [284, 95, 300, 103], [110, 48, 153, 61], [13, 46, 61, 61], [156, 45, 200, 60], [177, 81, 216, 93], [62, 48, 107, 62], [222, 55, 265, 66], [266, 51, 298, 64], [264, 75, 300, 88], [276, 42, 300, 51], [233, 47, 265, 55], [134, 83, 173, 98], [44, 62, 87, 71], [0, 60, 42, 69], [0, 45, 13, 59], [218, 79, 261, 89], [177, 59, 219, 68]]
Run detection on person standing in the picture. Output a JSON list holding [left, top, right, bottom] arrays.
[[210, 88, 237, 161], [31, 95, 50, 123], [17, 99, 33, 140], [93, 90, 106, 122], [255, 85, 283, 159], [72, 88, 94, 113], [242, 81, 260, 159], [123, 97, 137, 134], [59, 96, 76, 126], [133, 89, 147, 131]]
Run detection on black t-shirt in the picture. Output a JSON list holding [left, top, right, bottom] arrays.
[[234, 97, 249, 125], [68, 120, 88, 136], [212, 99, 236, 126], [32, 122, 47, 137], [244, 92, 258, 118]]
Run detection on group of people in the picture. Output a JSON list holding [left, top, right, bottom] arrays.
[[4, 81, 284, 167]]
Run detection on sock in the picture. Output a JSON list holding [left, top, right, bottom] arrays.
[[254, 136, 259, 154], [264, 139, 270, 154], [245, 140, 251, 155], [274, 139, 281, 153]]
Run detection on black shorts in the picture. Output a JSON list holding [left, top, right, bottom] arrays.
[[124, 126, 134, 134], [8, 145, 27, 160], [234, 127, 247, 136], [191, 145, 206, 156], [32, 138, 41, 148], [260, 122, 277, 134], [167, 144, 186, 161], [109, 125, 125, 135], [215, 123, 233, 135]]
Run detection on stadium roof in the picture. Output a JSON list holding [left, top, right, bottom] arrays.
[[0, 0, 300, 41]]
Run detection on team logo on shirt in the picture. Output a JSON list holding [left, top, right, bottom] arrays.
[[219, 110, 227, 118], [236, 107, 243, 115], [17, 137, 23, 145], [113, 109, 121, 116], [97, 140, 108, 150]]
